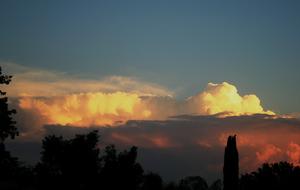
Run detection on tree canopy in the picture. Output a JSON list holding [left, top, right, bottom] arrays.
[[0, 66, 18, 142]]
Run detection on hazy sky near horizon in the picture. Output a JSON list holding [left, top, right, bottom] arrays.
[[1, 0, 300, 113]]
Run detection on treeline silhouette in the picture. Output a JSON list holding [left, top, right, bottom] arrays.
[[2, 133, 300, 190], [0, 130, 222, 190], [2, 66, 300, 190]]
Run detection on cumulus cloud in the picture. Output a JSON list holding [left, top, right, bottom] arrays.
[[16, 83, 276, 131], [186, 82, 274, 116], [6, 65, 275, 129], [19, 92, 152, 126]]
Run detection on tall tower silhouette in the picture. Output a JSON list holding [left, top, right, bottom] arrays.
[[223, 135, 239, 190]]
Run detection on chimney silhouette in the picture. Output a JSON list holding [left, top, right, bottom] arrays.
[[223, 135, 239, 190]]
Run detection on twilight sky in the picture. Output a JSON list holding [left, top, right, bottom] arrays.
[[1, 0, 300, 113], [1, 0, 300, 182]]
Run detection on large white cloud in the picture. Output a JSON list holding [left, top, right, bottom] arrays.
[[186, 82, 274, 116]]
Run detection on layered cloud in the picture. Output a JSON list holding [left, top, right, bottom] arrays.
[[2, 62, 173, 97], [3, 63, 275, 128], [17, 82, 274, 127]]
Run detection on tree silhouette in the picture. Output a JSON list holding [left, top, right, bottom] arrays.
[[35, 131, 146, 190], [0, 66, 18, 143], [101, 145, 144, 190], [223, 135, 239, 190], [35, 130, 100, 189], [0, 143, 19, 180], [0, 66, 22, 190], [240, 162, 300, 190]]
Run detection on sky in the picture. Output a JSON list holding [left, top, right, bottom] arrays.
[[1, 0, 300, 113], [1, 0, 300, 183]]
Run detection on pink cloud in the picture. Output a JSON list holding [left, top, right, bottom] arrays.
[[256, 144, 282, 163], [287, 142, 300, 166]]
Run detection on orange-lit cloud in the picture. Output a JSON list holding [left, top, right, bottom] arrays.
[[287, 142, 300, 166], [256, 144, 282, 163], [18, 81, 276, 127], [19, 92, 152, 126], [187, 82, 274, 116], [3, 63, 278, 129]]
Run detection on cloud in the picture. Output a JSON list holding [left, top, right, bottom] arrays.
[[256, 144, 282, 163], [1, 62, 173, 97], [287, 142, 300, 166], [19, 92, 152, 126], [5, 63, 275, 129], [1, 62, 175, 129], [186, 82, 274, 116]]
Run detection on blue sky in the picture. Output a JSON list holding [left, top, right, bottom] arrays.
[[1, 0, 300, 113]]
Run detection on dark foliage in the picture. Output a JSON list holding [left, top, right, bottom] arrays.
[[240, 162, 300, 190], [101, 144, 144, 190], [0, 66, 25, 190], [0, 143, 33, 190], [35, 131, 100, 189], [0, 66, 18, 142]]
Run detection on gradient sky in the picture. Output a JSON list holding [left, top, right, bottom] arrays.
[[2, 1, 300, 182], [1, 0, 300, 113]]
